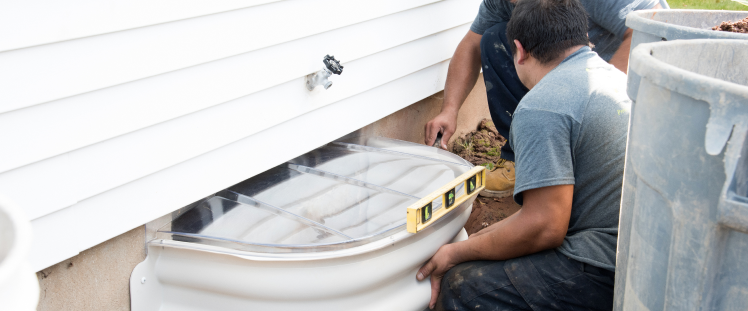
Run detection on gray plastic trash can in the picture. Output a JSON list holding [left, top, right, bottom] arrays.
[[626, 9, 748, 102], [615, 39, 748, 311], [616, 11, 748, 309]]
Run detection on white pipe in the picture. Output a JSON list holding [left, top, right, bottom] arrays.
[[0, 196, 40, 311]]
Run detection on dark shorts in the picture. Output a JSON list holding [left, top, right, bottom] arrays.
[[434, 249, 614, 311]]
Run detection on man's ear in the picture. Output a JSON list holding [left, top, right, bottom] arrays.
[[514, 39, 528, 65]]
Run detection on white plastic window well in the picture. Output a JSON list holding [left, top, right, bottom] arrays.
[[151, 137, 473, 254]]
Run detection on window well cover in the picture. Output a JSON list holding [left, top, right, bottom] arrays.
[[154, 137, 473, 253]]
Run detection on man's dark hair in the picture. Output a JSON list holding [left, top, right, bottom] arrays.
[[506, 0, 590, 64]]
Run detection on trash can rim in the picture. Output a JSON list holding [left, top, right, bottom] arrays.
[[630, 40, 748, 108], [626, 9, 748, 40], [630, 39, 748, 156]]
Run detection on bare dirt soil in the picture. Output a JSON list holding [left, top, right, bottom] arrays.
[[452, 119, 506, 170], [465, 196, 522, 236], [713, 17, 748, 33], [451, 119, 522, 235]]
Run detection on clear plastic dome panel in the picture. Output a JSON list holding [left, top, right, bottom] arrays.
[[156, 137, 474, 253], [164, 196, 348, 246]]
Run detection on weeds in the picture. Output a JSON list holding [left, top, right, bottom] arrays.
[[461, 140, 475, 157]]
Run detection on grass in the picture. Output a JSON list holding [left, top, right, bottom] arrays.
[[667, 0, 748, 10], [461, 141, 474, 157]]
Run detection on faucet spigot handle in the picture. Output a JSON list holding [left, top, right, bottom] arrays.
[[323, 55, 343, 75]]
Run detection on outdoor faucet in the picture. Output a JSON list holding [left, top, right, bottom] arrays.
[[306, 55, 343, 91]]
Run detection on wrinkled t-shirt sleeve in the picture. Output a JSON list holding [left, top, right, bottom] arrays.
[[584, 0, 658, 38], [470, 0, 511, 35], [509, 109, 576, 205]]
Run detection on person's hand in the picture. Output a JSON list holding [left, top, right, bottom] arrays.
[[425, 111, 457, 150], [417, 243, 460, 309]]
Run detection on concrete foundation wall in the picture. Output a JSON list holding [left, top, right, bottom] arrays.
[[36, 227, 145, 311], [35, 74, 490, 311], [358, 74, 489, 149]]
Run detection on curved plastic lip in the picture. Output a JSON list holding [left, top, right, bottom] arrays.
[[151, 199, 471, 261], [160, 221, 407, 252], [338, 136, 474, 167], [626, 9, 748, 40]]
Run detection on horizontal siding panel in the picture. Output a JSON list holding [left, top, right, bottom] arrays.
[[3, 24, 469, 222], [0, 0, 480, 174], [0, 0, 283, 52], [0, 0, 443, 113], [29, 60, 451, 271]]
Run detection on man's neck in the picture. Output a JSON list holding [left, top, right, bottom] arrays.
[[524, 45, 586, 89]]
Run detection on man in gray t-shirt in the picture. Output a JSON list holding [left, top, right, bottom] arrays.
[[417, 0, 631, 310], [510, 47, 630, 271], [424, 0, 659, 200]]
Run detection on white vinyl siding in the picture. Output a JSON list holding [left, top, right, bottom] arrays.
[[0, 0, 480, 271]]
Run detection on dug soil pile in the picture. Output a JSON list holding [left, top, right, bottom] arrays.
[[452, 119, 506, 169], [451, 118, 522, 235], [713, 16, 748, 33]]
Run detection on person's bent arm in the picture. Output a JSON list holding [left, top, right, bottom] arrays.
[[607, 28, 633, 73], [425, 30, 483, 149], [607, 3, 662, 73], [417, 184, 573, 309]]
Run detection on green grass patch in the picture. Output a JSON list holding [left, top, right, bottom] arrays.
[[667, 0, 748, 11]]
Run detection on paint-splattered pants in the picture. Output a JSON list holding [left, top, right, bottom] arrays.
[[434, 249, 614, 311], [480, 22, 528, 162]]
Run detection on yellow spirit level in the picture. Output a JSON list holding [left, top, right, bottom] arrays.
[[406, 166, 486, 233]]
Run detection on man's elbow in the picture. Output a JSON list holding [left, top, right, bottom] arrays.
[[535, 225, 567, 250], [520, 185, 573, 252]]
